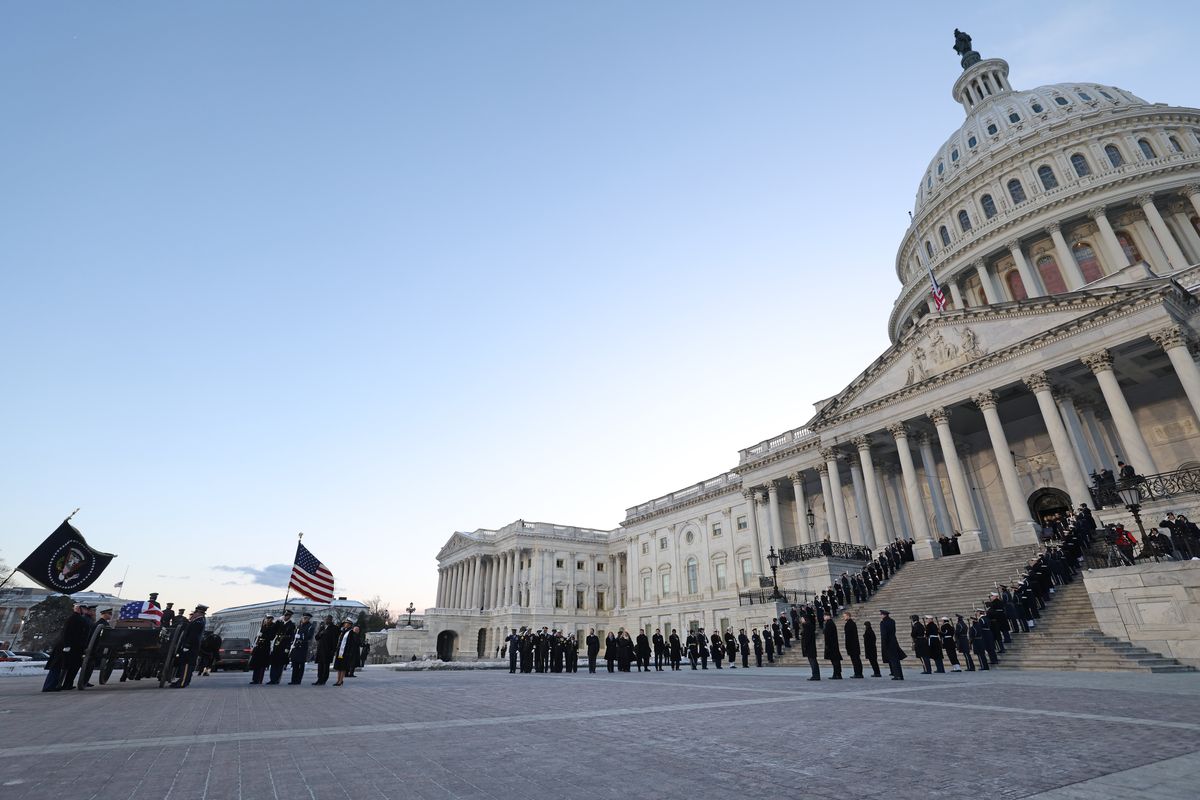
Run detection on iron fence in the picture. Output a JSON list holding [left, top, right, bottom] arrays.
[[1089, 466, 1200, 508], [737, 589, 810, 607], [778, 542, 873, 564]]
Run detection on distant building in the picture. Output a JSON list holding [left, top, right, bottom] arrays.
[[0, 587, 129, 649], [209, 596, 369, 641]]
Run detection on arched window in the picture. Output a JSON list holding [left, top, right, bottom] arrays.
[[1055, 96, 1069, 106], [1009, 112, 1021, 123], [937, 161, 944, 175], [1036, 254, 1067, 294], [951, 148, 959, 162], [1008, 179, 1026, 204], [981, 193, 997, 219], [1071, 153, 1091, 177], [1116, 231, 1142, 264], [1073, 241, 1103, 283], [1031, 101, 1044, 113], [958, 210, 972, 232], [1078, 91, 1093, 101], [1169, 136, 1183, 153], [940, 225, 951, 246], [1105, 144, 1124, 167], [1138, 138, 1157, 159], [1038, 164, 1059, 190], [925, 241, 934, 259], [686, 557, 698, 595], [987, 123, 998, 135], [967, 134, 978, 148], [1006, 270, 1028, 300]]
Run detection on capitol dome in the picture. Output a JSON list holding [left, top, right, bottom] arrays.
[[891, 45, 1200, 342]]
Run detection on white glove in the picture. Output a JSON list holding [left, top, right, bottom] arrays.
[[63, 647, 70, 652]]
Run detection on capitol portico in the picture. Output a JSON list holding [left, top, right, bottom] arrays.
[[425, 35, 1200, 661]]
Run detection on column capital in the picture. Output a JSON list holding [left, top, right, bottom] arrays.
[[851, 435, 873, 452], [1185, 183, 1200, 199], [886, 422, 909, 440], [1082, 349, 1114, 373], [741, 488, 757, 502], [1135, 192, 1156, 207], [1151, 324, 1189, 351], [816, 462, 830, 477], [1022, 370, 1052, 393], [972, 391, 997, 411], [788, 471, 806, 484], [766, 481, 780, 495], [1003, 237, 1021, 252], [819, 447, 837, 462], [913, 431, 931, 445], [1051, 387, 1074, 404], [928, 406, 951, 426], [1045, 221, 1061, 235], [1166, 199, 1189, 215], [1087, 205, 1108, 220], [971, 258, 986, 270]]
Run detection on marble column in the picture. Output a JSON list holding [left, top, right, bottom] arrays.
[[1089, 205, 1129, 270], [821, 447, 852, 543], [1082, 349, 1158, 475], [816, 464, 835, 542], [916, 433, 953, 537], [948, 280, 965, 310], [1137, 193, 1189, 270], [790, 472, 810, 547], [887, 468, 912, 540], [973, 391, 1038, 545], [453, 562, 464, 608], [474, 556, 485, 610], [1006, 238, 1042, 297], [1055, 391, 1100, 477], [975, 259, 1003, 304], [887, 423, 935, 558], [875, 466, 899, 543], [1024, 371, 1093, 509], [1168, 201, 1200, 262], [1047, 222, 1086, 289], [742, 489, 763, 575], [766, 481, 784, 554], [1151, 324, 1200, 426], [1079, 403, 1117, 471], [927, 407, 983, 551], [435, 568, 445, 607], [1187, 184, 1200, 220], [852, 437, 884, 550], [847, 459, 870, 547]]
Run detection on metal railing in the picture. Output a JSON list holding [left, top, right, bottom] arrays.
[[737, 588, 810, 607], [1088, 466, 1200, 508], [778, 542, 873, 564]]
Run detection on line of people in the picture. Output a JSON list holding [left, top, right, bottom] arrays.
[[247, 611, 366, 687]]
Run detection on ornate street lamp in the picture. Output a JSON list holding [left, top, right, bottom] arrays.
[[1117, 485, 1148, 553], [766, 546, 783, 601], [806, 508, 815, 531], [405, 602, 416, 628]]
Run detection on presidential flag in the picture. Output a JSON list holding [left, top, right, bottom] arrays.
[[289, 542, 334, 604], [16, 519, 116, 593], [118, 599, 163, 625]]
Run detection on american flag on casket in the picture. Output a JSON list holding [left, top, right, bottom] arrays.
[[118, 599, 163, 624]]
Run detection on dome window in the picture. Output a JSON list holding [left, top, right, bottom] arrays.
[[986, 123, 998, 135], [1100, 90, 1116, 101], [926, 241, 935, 259], [1008, 179, 1027, 205], [1169, 136, 1183, 153], [1008, 112, 1021, 123], [927, 173, 932, 188], [937, 161, 944, 175], [1105, 144, 1124, 167], [967, 134, 978, 148], [1138, 138, 1157, 159], [951, 148, 959, 162], [1071, 153, 1091, 177], [981, 193, 997, 219], [958, 210, 972, 233], [939, 226, 951, 247], [1038, 165, 1059, 190], [1054, 96, 1069, 106], [1078, 91, 1093, 101], [1031, 102, 1044, 113]]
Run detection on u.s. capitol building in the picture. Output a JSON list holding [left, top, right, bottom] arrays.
[[425, 35, 1200, 661]]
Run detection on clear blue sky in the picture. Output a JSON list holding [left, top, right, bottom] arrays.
[[2, 1, 1195, 615]]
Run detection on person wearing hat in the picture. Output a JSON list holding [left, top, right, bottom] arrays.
[[878, 610, 904, 680], [842, 611, 863, 678], [968, 613, 991, 670], [799, 610, 819, 680], [924, 615, 945, 674], [938, 616, 961, 672], [170, 605, 207, 688], [312, 615, 338, 685], [288, 612, 315, 685], [268, 610, 296, 685], [910, 615, 931, 674], [248, 615, 277, 684], [953, 615, 974, 672], [333, 620, 357, 686]]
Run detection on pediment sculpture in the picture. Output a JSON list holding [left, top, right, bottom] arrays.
[[905, 326, 988, 385]]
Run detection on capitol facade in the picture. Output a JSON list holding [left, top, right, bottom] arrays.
[[425, 38, 1200, 661]]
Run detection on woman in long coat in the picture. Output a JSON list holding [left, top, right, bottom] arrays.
[[822, 616, 843, 679], [333, 621, 358, 686], [862, 621, 881, 677]]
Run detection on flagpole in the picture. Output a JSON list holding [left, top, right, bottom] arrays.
[[0, 570, 17, 592], [281, 532, 302, 614]]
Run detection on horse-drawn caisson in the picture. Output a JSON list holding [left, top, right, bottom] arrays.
[[77, 595, 187, 689]]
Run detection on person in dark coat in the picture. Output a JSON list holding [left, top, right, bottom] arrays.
[[924, 616, 945, 674], [969, 614, 991, 670], [779, 617, 793, 648], [652, 629, 665, 671], [287, 613, 315, 685], [506, 629, 520, 674], [800, 613, 820, 680], [313, 615, 338, 685], [709, 632, 724, 669], [519, 631, 533, 673], [862, 620, 882, 677], [565, 634, 578, 673], [635, 631, 651, 672], [843, 612, 863, 678], [332, 621, 357, 685], [604, 632, 617, 673], [764, 625, 775, 663], [586, 629, 600, 674], [751, 629, 764, 668], [976, 610, 999, 664], [771, 623, 784, 654], [268, 610, 296, 684], [686, 632, 698, 669], [248, 616, 277, 684], [911, 615, 931, 674], [724, 630, 738, 669], [668, 631, 682, 671], [617, 631, 634, 672], [879, 610, 904, 680], [697, 628, 710, 669], [953, 615, 974, 672], [43, 603, 91, 692], [939, 616, 961, 672], [737, 629, 751, 668], [170, 605, 208, 688], [822, 615, 843, 679]]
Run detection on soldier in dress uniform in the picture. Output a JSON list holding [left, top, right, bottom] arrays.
[[697, 628, 710, 669], [585, 628, 600, 674], [288, 612, 315, 684], [685, 631, 698, 670], [724, 629, 738, 669], [924, 615, 945, 674], [313, 615, 338, 685], [911, 614, 931, 674], [519, 630, 534, 673], [668, 630, 682, 671], [763, 624, 775, 663], [268, 610, 296, 685], [709, 631, 724, 669], [751, 628, 764, 667], [170, 605, 207, 688], [771, 621, 784, 654], [939, 616, 962, 672], [652, 628, 665, 671], [248, 615, 276, 684], [43, 603, 90, 692], [737, 629, 750, 668], [160, 603, 176, 629], [506, 629, 520, 674]]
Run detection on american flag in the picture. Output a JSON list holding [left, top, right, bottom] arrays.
[[928, 266, 947, 311], [289, 542, 334, 604], [118, 599, 163, 624]]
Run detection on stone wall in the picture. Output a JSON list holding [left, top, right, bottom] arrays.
[[1083, 560, 1200, 667]]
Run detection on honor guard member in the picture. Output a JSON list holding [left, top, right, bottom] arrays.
[[43, 603, 89, 692], [763, 624, 775, 663], [248, 615, 276, 684], [751, 629, 764, 667], [585, 629, 600, 673], [697, 628, 710, 669], [723, 629, 738, 669], [668, 630, 682, 671], [506, 629, 521, 674], [170, 605, 207, 688], [737, 629, 751, 668], [709, 631, 724, 669], [268, 610, 296, 684], [313, 615, 338, 685], [288, 613, 315, 684], [160, 603, 176, 629], [651, 628, 665, 671]]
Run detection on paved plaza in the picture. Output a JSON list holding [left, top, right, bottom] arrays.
[[1, 666, 1199, 799]]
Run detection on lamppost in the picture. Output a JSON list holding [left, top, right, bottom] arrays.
[[1117, 485, 1148, 557], [806, 508, 815, 534], [766, 546, 783, 601], [405, 602, 416, 628]]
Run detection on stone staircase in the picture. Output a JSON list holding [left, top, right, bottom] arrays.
[[770, 546, 1195, 673]]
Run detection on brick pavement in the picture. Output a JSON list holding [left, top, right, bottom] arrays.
[[0, 665, 1198, 799]]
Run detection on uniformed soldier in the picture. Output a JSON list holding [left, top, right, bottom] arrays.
[[751, 628, 763, 667], [651, 628, 665, 671], [268, 610, 296, 684], [248, 615, 277, 684], [585, 628, 600, 673], [505, 629, 520, 674], [313, 615, 338, 685], [723, 629, 738, 669], [170, 605, 207, 688], [288, 613, 315, 684], [668, 630, 682, 671], [737, 629, 750, 668], [685, 631, 698, 670], [43, 603, 90, 692]]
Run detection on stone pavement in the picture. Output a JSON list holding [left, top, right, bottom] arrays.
[[1, 664, 1199, 799]]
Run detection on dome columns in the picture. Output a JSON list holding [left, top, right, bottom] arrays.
[[1005, 238, 1043, 298], [1186, 184, 1200, 219], [1046, 222, 1087, 290], [1136, 193, 1189, 270], [1088, 206, 1130, 270]]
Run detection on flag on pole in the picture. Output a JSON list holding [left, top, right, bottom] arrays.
[[929, 267, 947, 311], [16, 519, 115, 593], [118, 599, 163, 624], [288, 542, 334, 604], [113, 581, 124, 589]]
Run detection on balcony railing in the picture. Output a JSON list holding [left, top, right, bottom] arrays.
[[778, 542, 873, 564], [1088, 466, 1200, 508], [737, 588, 811, 607]]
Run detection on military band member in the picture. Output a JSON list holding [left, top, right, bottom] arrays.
[[268, 610, 296, 684], [288, 613, 315, 684], [248, 615, 277, 684]]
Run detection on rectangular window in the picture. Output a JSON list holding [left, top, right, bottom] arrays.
[[596, 591, 605, 610], [719, 617, 730, 633], [661, 573, 671, 595], [659, 537, 668, 550], [597, 563, 605, 572], [711, 522, 722, 537], [641, 542, 649, 555], [736, 515, 747, 531], [715, 563, 727, 591], [741, 558, 752, 587], [555, 559, 564, 569], [688, 620, 699, 634], [645, 623, 653, 638], [642, 575, 651, 601], [554, 589, 563, 608], [576, 590, 585, 610], [576, 560, 584, 570]]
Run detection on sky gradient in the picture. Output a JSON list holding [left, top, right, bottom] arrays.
[[2, 2, 1196, 616]]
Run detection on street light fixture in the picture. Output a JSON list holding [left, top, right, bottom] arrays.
[[806, 508, 815, 530], [405, 602, 416, 627], [766, 546, 783, 601], [1117, 485, 1148, 551]]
